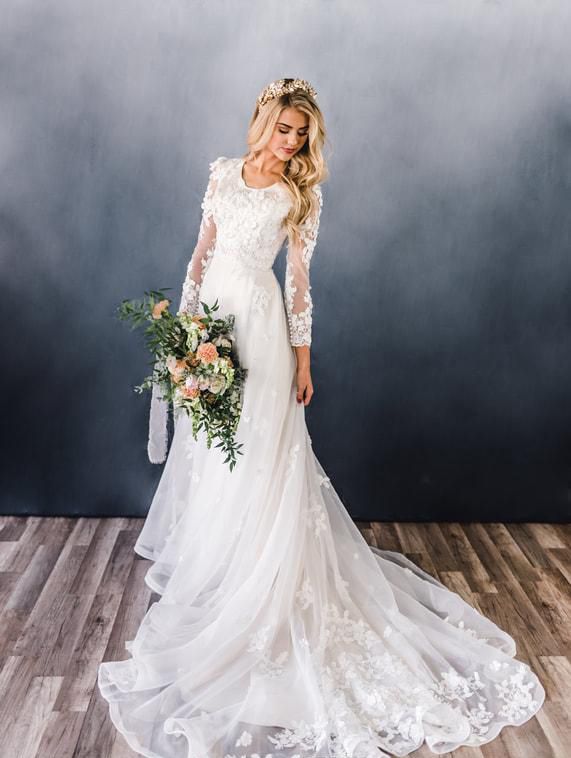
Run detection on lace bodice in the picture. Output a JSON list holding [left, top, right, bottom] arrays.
[[178, 156, 323, 347]]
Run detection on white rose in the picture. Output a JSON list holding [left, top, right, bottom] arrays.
[[209, 375, 226, 394]]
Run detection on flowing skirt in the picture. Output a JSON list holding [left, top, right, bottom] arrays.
[[98, 251, 546, 758]]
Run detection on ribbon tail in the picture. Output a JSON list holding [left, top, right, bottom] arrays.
[[147, 363, 169, 464]]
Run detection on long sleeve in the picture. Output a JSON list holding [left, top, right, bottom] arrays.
[[148, 156, 226, 464], [284, 183, 323, 347], [178, 156, 226, 315]]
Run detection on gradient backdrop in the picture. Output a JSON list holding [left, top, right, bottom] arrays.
[[2, 0, 570, 520]]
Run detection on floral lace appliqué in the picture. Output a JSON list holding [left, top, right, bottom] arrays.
[[254, 600, 544, 757], [267, 718, 328, 752], [247, 625, 272, 653], [307, 494, 327, 539], [285, 442, 301, 480], [257, 650, 289, 679], [252, 284, 271, 315], [295, 577, 314, 610]]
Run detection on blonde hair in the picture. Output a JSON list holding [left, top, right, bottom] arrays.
[[243, 87, 329, 248]]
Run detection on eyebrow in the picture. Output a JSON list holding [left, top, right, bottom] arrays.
[[277, 122, 309, 131]]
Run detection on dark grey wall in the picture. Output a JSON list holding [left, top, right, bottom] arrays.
[[2, 1, 570, 520]]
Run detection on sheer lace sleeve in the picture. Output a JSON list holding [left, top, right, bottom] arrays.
[[178, 156, 227, 315], [284, 184, 323, 347], [148, 156, 226, 464]]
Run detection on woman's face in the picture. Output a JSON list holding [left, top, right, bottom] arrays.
[[268, 107, 309, 161]]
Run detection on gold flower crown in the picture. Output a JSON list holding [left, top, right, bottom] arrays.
[[256, 78, 317, 108]]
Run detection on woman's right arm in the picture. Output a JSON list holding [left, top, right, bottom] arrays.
[[178, 156, 227, 315], [148, 156, 227, 464]]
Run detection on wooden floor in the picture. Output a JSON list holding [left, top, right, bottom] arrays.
[[0, 516, 569, 758]]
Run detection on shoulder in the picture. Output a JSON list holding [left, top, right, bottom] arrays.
[[308, 183, 323, 218], [208, 155, 231, 174], [312, 183, 323, 205]]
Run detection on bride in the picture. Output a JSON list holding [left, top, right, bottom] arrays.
[[98, 78, 545, 758]]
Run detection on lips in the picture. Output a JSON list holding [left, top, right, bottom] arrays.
[[282, 148, 295, 153]]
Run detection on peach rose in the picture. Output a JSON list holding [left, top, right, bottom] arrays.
[[196, 342, 219, 364], [152, 299, 170, 319], [169, 358, 188, 384], [181, 386, 200, 399]]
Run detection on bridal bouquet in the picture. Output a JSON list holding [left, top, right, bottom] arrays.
[[117, 289, 247, 470]]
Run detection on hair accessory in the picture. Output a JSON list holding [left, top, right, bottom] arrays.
[[256, 78, 317, 108]]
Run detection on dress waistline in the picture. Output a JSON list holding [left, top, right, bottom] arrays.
[[213, 246, 273, 272]]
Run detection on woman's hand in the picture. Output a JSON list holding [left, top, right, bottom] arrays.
[[294, 346, 313, 406]]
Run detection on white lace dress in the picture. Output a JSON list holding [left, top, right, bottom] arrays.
[[98, 156, 545, 758]]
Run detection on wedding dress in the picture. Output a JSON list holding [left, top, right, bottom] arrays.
[[98, 155, 545, 758]]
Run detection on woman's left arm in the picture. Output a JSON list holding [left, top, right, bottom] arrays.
[[284, 184, 323, 406]]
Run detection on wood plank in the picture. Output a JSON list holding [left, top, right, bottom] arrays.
[[548, 547, 571, 585], [5, 544, 63, 613], [1, 675, 63, 758], [68, 518, 102, 547], [358, 525, 377, 548], [534, 699, 571, 757], [40, 593, 95, 676], [439, 522, 496, 593], [96, 530, 139, 597], [462, 523, 520, 584], [0, 517, 29, 542], [536, 655, 571, 703], [13, 544, 88, 657], [505, 523, 558, 570], [69, 520, 121, 596], [0, 571, 20, 610], [403, 550, 440, 578], [0, 609, 27, 658], [438, 570, 480, 608], [521, 579, 571, 649], [0, 655, 41, 750], [490, 715, 554, 758], [527, 523, 566, 549], [370, 521, 403, 552], [482, 523, 540, 583], [409, 523, 459, 571], [74, 560, 152, 757], [552, 523, 571, 546], [33, 711, 86, 758], [476, 583, 559, 661], [0, 516, 562, 757], [0, 542, 19, 572], [53, 591, 125, 711]]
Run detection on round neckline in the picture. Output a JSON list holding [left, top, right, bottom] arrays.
[[239, 157, 284, 191]]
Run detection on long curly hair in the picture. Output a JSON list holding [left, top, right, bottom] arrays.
[[242, 86, 329, 248]]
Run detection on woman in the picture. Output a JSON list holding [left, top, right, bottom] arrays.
[[98, 78, 545, 758]]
